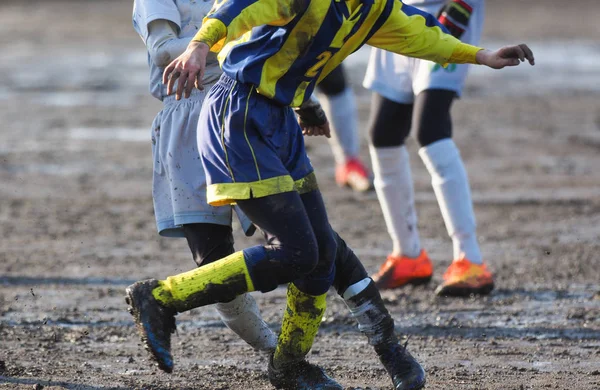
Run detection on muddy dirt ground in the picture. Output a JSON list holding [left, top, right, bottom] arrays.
[[1, 0, 599, 389]]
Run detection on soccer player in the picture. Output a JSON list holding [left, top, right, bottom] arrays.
[[126, 0, 534, 389], [131, 1, 426, 388], [132, 0, 276, 352], [363, 0, 493, 296]]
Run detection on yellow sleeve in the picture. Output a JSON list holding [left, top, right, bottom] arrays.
[[367, 0, 483, 65], [192, 0, 300, 52], [449, 42, 482, 64], [192, 18, 228, 51]]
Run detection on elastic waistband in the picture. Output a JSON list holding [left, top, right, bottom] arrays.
[[216, 74, 289, 107], [162, 84, 212, 106], [216, 73, 257, 95], [217, 73, 238, 88]]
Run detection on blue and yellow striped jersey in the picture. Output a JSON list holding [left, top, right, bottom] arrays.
[[193, 0, 481, 107]]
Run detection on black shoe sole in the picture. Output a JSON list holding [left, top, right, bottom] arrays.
[[268, 355, 343, 390], [375, 275, 432, 291], [399, 379, 426, 390], [411, 382, 426, 390], [435, 282, 494, 297], [407, 276, 433, 287], [125, 287, 173, 373]]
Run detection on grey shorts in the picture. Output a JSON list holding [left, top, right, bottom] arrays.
[[151, 87, 252, 237]]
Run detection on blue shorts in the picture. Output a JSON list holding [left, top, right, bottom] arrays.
[[198, 74, 317, 206]]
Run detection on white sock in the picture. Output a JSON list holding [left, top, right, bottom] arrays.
[[418, 139, 482, 264], [369, 144, 421, 258], [215, 293, 277, 351], [318, 87, 360, 165]]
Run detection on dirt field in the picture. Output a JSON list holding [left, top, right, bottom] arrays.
[[1, 0, 599, 389]]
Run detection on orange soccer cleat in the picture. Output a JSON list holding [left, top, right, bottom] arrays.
[[335, 157, 372, 192], [435, 257, 494, 297], [373, 250, 433, 290]]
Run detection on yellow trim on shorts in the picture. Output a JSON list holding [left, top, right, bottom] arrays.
[[207, 175, 295, 206], [294, 172, 318, 194], [207, 172, 318, 206]]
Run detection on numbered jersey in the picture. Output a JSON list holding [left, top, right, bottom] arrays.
[[194, 0, 479, 107]]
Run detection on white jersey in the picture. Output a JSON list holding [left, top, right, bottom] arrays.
[[133, 0, 221, 101], [363, 0, 485, 103]]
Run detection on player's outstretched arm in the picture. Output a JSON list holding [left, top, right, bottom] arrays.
[[475, 44, 535, 69], [368, 1, 535, 69]]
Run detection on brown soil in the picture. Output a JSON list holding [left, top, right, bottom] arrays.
[[1, 1, 599, 389]]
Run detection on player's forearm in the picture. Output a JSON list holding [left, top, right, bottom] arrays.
[[448, 42, 483, 64], [147, 20, 190, 67]]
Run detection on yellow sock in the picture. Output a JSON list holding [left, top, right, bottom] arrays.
[[274, 283, 327, 365], [152, 251, 254, 312]]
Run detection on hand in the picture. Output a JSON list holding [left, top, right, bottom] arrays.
[[476, 44, 535, 69], [299, 118, 331, 138], [163, 41, 210, 100]]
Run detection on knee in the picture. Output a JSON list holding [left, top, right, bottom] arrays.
[[282, 227, 337, 280], [370, 120, 410, 148], [314, 228, 338, 274], [415, 120, 452, 147], [368, 94, 412, 148], [291, 230, 338, 296], [281, 239, 320, 278], [414, 89, 454, 147], [332, 233, 368, 295], [183, 223, 234, 267]]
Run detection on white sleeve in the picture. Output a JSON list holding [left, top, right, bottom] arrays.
[[146, 19, 192, 67], [132, 0, 181, 42]]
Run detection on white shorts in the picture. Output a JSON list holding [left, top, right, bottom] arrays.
[[151, 87, 252, 237], [363, 0, 485, 103]]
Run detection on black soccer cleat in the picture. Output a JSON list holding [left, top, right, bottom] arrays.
[[125, 279, 177, 373], [376, 342, 426, 390], [268, 355, 343, 390]]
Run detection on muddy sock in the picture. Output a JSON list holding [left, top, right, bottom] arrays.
[[216, 294, 277, 352], [344, 280, 397, 347], [152, 251, 255, 312], [273, 283, 327, 368]]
